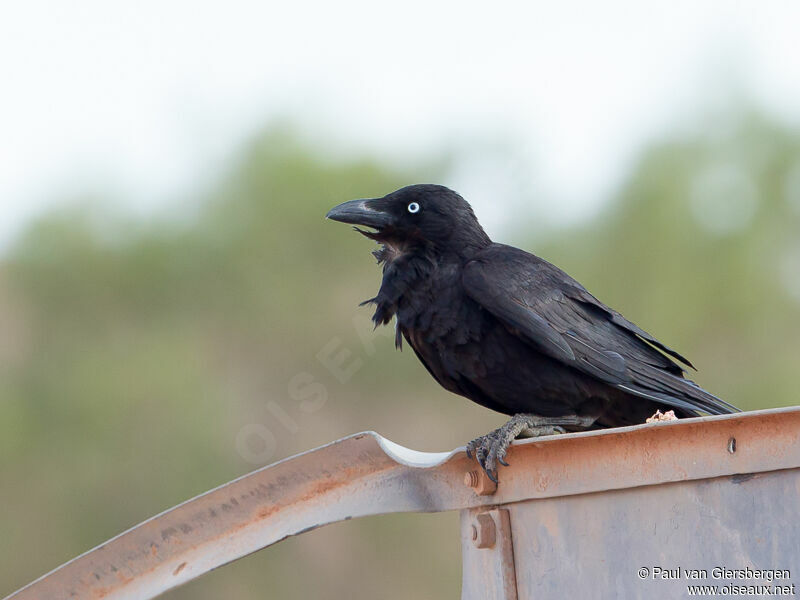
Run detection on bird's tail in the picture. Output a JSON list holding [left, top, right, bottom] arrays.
[[617, 364, 740, 417]]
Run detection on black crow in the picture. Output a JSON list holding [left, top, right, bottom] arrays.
[[326, 184, 739, 482]]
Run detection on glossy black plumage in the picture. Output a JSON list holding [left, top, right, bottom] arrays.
[[326, 185, 738, 456]]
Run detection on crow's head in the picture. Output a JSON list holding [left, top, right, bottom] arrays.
[[326, 184, 491, 259]]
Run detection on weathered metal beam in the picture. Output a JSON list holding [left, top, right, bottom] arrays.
[[461, 508, 518, 600], [5, 407, 800, 600]]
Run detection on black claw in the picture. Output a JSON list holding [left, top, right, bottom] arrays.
[[465, 433, 509, 483]]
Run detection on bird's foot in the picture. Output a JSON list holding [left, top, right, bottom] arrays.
[[466, 414, 594, 483]]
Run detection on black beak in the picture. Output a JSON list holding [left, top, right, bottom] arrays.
[[325, 199, 394, 229]]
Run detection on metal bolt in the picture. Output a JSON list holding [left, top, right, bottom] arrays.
[[463, 470, 498, 496], [472, 513, 497, 549]]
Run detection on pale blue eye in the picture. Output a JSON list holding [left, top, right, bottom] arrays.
[[408, 202, 420, 214]]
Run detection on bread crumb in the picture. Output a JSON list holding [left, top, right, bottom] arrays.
[[646, 409, 678, 423]]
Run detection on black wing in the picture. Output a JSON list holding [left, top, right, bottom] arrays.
[[463, 244, 738, 416]]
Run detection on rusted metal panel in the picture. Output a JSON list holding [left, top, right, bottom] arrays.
[[495, 468, 800, 599], [5, 407, 800, 600]]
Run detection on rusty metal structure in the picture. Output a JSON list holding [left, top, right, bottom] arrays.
[[5, 407, 800, 599]]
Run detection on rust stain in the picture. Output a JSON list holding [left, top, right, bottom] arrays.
[[256, 464, 381, 521], [173, 562, 187, 576], [303, 474, 347, 498], [257, 505, 280, 520], [114, 571, 133, 585], [534, 472, 550, 492]]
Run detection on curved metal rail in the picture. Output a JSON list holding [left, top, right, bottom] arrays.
[[6, 407, 800, 600]]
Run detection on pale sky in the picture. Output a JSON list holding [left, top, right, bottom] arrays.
[[2, 1, 799, 247]]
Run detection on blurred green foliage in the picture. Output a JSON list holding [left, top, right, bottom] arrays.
[[1, 116, 799, 598]]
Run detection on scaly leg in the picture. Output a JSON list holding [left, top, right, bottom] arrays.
[[466, 414, 596, 483]]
